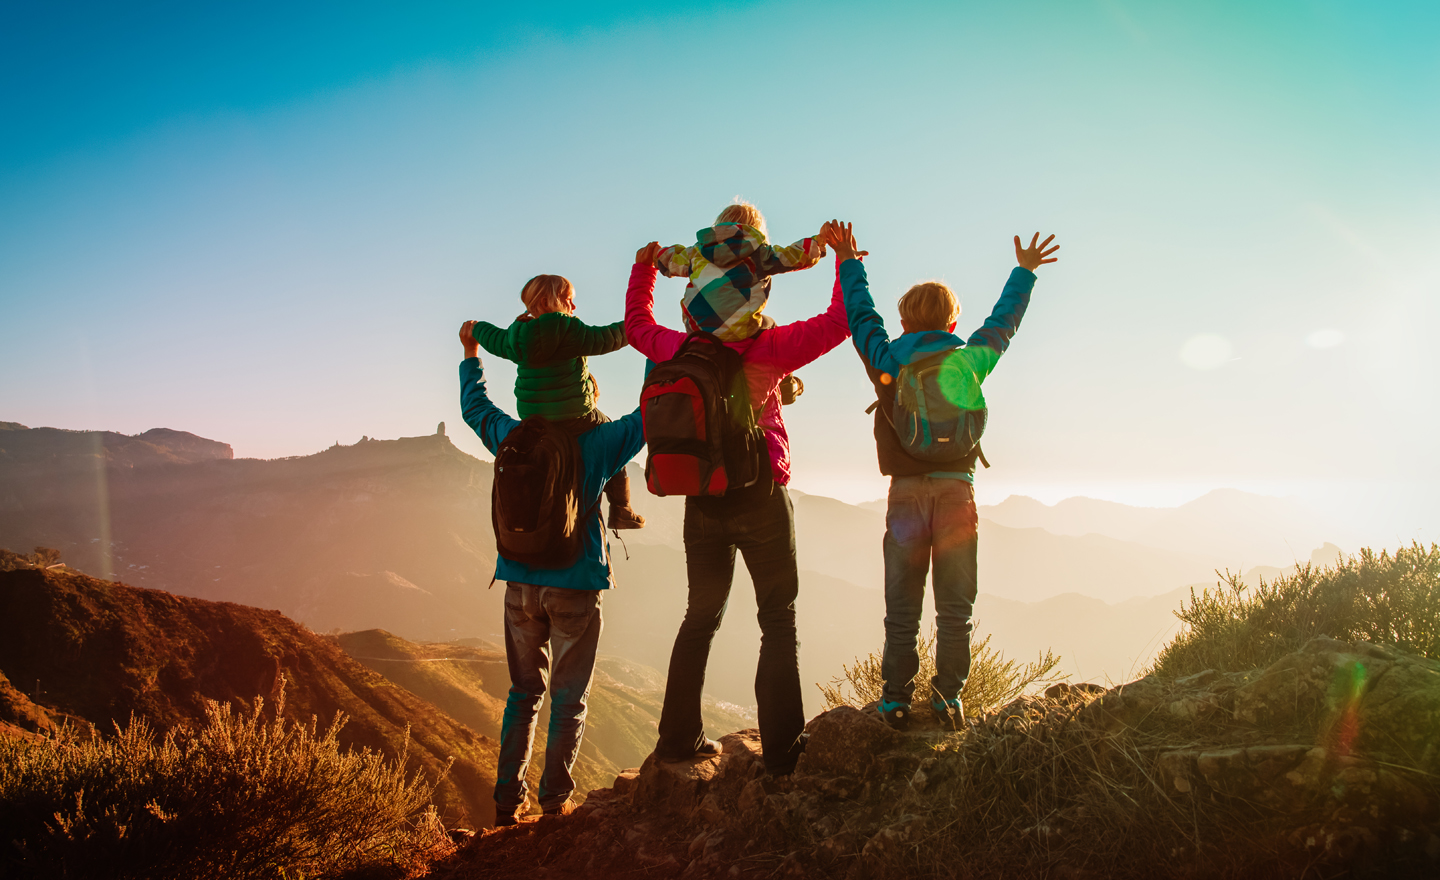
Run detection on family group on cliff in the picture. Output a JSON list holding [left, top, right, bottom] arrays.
[[457, 200, 1059, 826]]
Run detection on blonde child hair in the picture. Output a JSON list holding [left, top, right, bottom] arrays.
[[520, 274, 576, 317], [715, 199, 767, 237], [897, 282, 960, 332]]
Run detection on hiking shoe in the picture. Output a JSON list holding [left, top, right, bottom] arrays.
[[542, 799, 576, 818], [494, 809, 521, 828], [877, 699, 911, 731], [931, 695, 965, 730], [766, 732, 809, 777], [659, 738, 722, 762], [607, 505, 646, 530]]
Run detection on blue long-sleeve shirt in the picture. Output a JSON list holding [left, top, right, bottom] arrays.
[[839, 259, 1036, 478], [459, 357, 645, 590], [841, 260, 1035, 405]]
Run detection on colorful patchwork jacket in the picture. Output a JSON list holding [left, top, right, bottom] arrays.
[[656, 223, 824, 342]]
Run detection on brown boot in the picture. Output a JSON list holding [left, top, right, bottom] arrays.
[[607, 505, 646, 530]]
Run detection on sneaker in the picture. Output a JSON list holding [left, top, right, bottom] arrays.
[[877, 699, 911, 731], [542, 799, 576, 818], [931, 695, 965, 730], [607, 506, 646, 530], [658, 738, 722, 762]]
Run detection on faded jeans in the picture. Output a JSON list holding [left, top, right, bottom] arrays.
[[656, 481, 806, 774], [494, 582, 603, 814], [881, 475, 979, 705]]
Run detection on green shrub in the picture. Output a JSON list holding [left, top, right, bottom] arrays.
[[1151, 542, 1440, 679], [818, 630, 1063, 713], [0, 682, 453, 880]]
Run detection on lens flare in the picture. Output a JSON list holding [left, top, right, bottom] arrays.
[[1326, 660, 1367, 757]]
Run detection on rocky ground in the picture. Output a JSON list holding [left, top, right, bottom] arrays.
[[435, 636, 1440, 879]]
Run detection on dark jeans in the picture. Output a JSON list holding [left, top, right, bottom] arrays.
[[556, 409, 632, 510], [656, 481, 805, 773], [494, 582, 603, 814], [881, 475, 979, 705]]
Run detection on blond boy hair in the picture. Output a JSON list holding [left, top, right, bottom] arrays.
[[715, 199, 767, 237], [520, 274, 575, 317], [897, 282, 960, 332]]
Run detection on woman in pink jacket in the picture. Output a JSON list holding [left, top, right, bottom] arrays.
[[627, 240, 851, 776]]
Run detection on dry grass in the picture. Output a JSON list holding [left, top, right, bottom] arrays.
[[0, 680, 454, 880], [818, 630, 1063, 714], [865, 692, 1317, 879], [1152, 541, 1440, 679]]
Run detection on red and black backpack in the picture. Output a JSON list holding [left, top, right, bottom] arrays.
[[491, 416, 596, 567], [639, 332, 764, 496]]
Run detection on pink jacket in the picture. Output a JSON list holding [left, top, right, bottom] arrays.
[[625, 261, 851, 485]]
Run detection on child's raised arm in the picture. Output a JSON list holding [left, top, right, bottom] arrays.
[[654, 243, 696, 278], [553, 318, 626, 358], [469, 320, 519, 362], [752, 234, 825, 276]]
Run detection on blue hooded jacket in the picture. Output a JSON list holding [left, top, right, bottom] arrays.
[[460, 357, 645, 590], [839, 259, 1036, 478]]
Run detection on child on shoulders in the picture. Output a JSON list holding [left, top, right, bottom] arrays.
[[653, 199, 826, 343], [468, 274, 645, 530]]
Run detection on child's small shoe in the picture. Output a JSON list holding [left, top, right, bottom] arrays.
[[877, 698, 911, 731], [607, 506, 646, 530], [931, 695, 965, 730]]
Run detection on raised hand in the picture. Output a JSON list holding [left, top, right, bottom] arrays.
[[1014, 233, 1059, 272], [824, 220, 868, 263], [460, 320, 479, 358], [635, 241, 662, 266]]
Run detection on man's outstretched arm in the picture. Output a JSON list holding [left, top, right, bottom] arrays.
[[459, 321, 520, 454]]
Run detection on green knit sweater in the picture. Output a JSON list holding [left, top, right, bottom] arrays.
[[471, 312, 627, 420]]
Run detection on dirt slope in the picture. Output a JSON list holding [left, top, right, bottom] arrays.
[[0, 567, 500, 826]]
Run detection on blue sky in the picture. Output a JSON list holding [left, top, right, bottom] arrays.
[[2, 0, 1437, 544]]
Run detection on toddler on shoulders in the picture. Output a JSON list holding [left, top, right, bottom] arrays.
[[468, 274, 645, 530], [654, 200, 826, 342]]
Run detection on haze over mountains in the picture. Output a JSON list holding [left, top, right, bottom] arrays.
[[1, 420, 1351, 694]]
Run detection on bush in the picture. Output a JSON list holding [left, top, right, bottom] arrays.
[[818, 630, 1063, 713], [1151, 542, 1440, 679], [0, 682, 453, 880], [0, 547, 61, 572]]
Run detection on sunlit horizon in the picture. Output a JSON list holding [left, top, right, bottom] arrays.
[[3, 0, 1436, 558]]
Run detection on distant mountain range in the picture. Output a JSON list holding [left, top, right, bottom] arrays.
[[979, 490, 1344, 570], [0, 421, 1349, 699]]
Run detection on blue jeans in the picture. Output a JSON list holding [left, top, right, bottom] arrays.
[[494, 582, 603, 814], [881, 475, 979, 705]]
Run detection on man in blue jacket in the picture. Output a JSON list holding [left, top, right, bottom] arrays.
[[823, 223, 1058, 730], [458, 320, 646, 825]]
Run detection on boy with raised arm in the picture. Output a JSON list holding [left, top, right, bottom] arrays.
[[825, 221, 1058, 730]]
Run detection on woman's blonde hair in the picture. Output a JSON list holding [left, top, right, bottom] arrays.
[[715, 198, 766, 236], [897, 281, 959, 331], [520, 274, 575, 316]]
